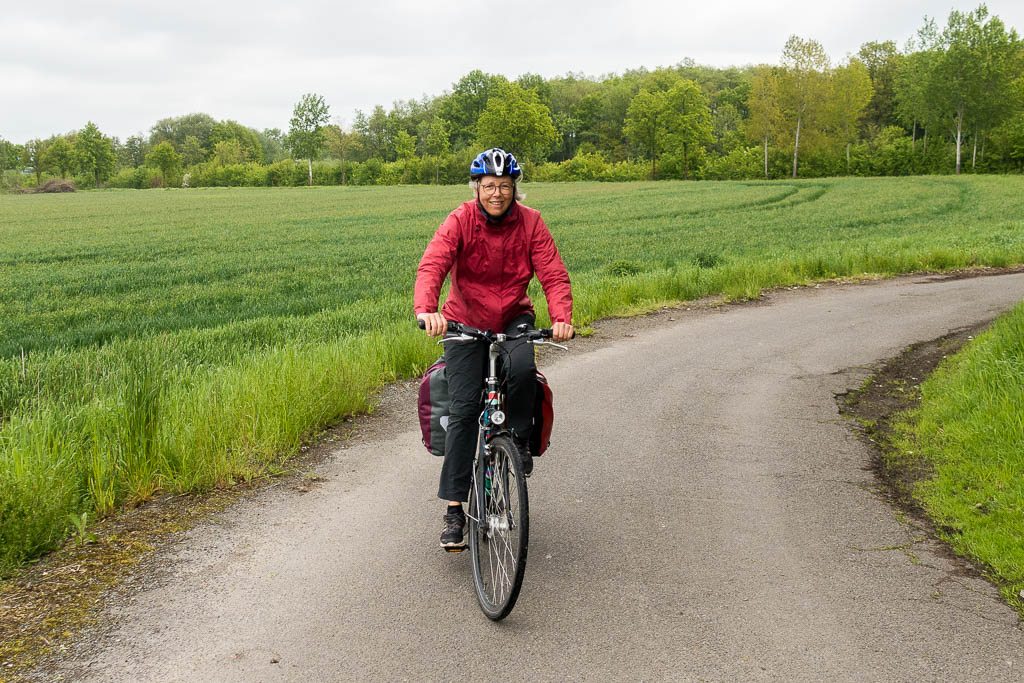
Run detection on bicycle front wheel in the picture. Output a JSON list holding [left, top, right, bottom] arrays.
[[468, 435, 529, 620]]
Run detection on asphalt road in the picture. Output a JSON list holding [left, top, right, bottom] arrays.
[[60, 273, 1024, 681]]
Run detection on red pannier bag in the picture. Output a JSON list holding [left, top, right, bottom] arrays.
[[418, 359, 554, 458], [418, 358, 450, 457], [530, 372, 554, 458]]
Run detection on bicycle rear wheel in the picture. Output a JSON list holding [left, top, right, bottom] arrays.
[[468, 435, 529, 620]]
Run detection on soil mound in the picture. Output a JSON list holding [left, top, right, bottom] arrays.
[[35, 179, 76, 193]]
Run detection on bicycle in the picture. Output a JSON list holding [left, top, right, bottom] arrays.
[[419, 319, 568, 620]]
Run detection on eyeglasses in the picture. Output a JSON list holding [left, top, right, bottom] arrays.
[[480, 183, 513, 195]]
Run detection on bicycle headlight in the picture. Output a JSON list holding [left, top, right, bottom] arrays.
[[491, 410, 506, 425]]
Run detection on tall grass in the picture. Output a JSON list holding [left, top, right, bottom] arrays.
[[891, 303, 1024, 612], [1, 176, 1023, 574]]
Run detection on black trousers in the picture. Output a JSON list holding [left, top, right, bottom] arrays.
[[438, 313, 537, 501]]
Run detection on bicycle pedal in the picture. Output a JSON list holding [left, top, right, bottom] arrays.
[[443, 545, 466, 553]]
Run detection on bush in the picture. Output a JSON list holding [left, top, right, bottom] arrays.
[[530, 162, 563, 182], [108, 167, 162, 189], [0, 170, 27, 191], [532, 154, 648, 183], [185, 161, 263, 187], [600, 160, 648, 182], [314, 161, 343, 186], [351, 158, 383, 186], [377, 162, 402, 185], [705, 146, 764, 180], [851, 127, 918, 177], [984, 115, 1024, 173], [439, 149, 477, 184], [660, 147, 708, 180], [265, 159, 303, 186], [561, 153, 610, 181]]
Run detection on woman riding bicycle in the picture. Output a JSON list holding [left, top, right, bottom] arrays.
[[415, 147, 574, 550]]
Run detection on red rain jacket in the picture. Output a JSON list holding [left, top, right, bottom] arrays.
[[414, 201, 572, 332]]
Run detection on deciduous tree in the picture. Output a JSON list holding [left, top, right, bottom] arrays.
[[118, 134, 147, 169], [624, 89, 670, 178], [210, 120, 263, 164], [828, 58, 874, 170], [665, 79, 713, 180], [181, 135, 205, 167], [0, 137, 23, 173], [23, 139, 48, 185], [423, 117, 451, 184], [258, 128, 286, 164], [552, 112, 582, 162], [213, 139, 245, 166], [894, 47, 937, 153], [324, 124, 362, 185], [42, 137, 74, 178], [439, 70, 507, 150], [967, 11, 1021, 168], [778, 35, 831, 178], [475, 81, 558, 163], [149, 113, 217, 152], [288, 93, 330, 186], [73, 122, 115, 188], [353, 105, 395, 161], [145, 141, 181, 186], [920, 6, 1020, 173], [394, 130, 416, 182], [711, 103, 743, 156], [746, 66, 784, 177], [516, 72, 552, 108], [923, 8, 983, 174], [858, 40, 904, 131]]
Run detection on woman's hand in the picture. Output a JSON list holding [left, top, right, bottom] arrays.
[[417, 312, 447, 337], [551, 322, 574, 342]]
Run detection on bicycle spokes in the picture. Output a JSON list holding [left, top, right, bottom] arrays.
[[484, 457, 518, 600], [469, 436, 529, 620]]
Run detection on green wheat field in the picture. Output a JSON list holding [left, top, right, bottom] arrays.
[[2, 176, 1023, 576]]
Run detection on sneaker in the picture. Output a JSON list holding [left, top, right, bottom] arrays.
[[515, 440, 533, 478], [440, 506, 466, 550]]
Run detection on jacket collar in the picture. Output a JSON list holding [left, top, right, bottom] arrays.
[[476, 199, 519, 227]]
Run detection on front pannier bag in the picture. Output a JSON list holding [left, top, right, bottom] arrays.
[[418, 358, 450, 457], [418, 359, 553, 457]]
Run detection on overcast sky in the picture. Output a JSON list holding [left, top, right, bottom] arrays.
[[3, 1, 1022, 144]]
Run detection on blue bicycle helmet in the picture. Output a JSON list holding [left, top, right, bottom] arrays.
[[470, 148, 522, 179]]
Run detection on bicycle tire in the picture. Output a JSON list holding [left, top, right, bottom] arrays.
[[468, 435, 529, 620]]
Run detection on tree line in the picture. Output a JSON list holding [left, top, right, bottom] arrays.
[[2, 4, 1021, 191]]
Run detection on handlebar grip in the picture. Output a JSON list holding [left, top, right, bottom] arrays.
[[538, 328, 575, 339], [416, 317, 462, 333]]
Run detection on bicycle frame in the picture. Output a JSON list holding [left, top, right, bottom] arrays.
[[468, 335, 512, 533]]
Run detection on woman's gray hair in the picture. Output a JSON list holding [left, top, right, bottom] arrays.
[[469, 177, 526, 202]]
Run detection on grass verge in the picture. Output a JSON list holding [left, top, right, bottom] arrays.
[[892, 301, 1024, 615], [842, 304, 1024, 617]]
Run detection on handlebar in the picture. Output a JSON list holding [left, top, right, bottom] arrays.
[[417, 318, 574, 341]]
